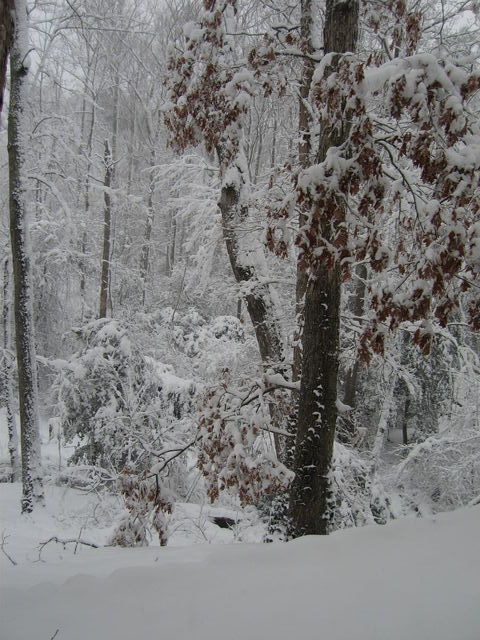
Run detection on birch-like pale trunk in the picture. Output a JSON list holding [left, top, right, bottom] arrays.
[[8, 0, 44, 511], [217, 147, 286, 458], [166, 211, 176, 277], [139, 148, 156, 306], [79, 83, 95, 321]]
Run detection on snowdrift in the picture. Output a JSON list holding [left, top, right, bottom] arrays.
[[1, 490, 479, 640]]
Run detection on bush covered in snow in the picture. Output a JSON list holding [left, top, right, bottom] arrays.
[[53, 319, 195, 476], [392, 414, 480, 513], [329, 443, 393, 530]]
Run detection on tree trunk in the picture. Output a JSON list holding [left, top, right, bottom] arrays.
[[292, 0, 315, 383], [289, 0, 359, 537], [79, 89, 95, 320], [217, 150, 286, 457], [219, 182, 284, 368], [8, 0, 44, 512], [140, 149, 155, 306], [0, 0, 14, 114], [339, 263, 367, 443], [166, 211, 176, 277], [99, 139, 113, 318], [3, 258, 20, 482]]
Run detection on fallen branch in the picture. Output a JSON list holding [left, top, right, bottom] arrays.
[[37, 536, 100, 562], [1, 531, 17, 566]]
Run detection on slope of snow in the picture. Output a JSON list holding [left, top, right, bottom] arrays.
[[1, 480, 479, 640]]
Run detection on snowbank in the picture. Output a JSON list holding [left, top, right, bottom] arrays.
[[1, 480, 479, 640]]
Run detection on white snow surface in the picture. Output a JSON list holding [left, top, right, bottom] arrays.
[[1, 480, 479, 640]]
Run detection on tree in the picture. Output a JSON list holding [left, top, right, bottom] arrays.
[[289, 0, 360, 537], [166, 0, 480, 537], [8, 0, 44, 512], [0, 0, 14, 113], [165, 0, 290, 462], [2, 258, 20, 481], [290, 0, 480, 532]]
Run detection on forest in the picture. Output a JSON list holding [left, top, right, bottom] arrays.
[[1, 1, 480, 638]]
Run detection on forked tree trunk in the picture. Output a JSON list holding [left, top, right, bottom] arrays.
[[8, 0, 44, 512], [289, 0, 359, 537]]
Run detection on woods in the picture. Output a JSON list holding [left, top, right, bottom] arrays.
[[1, 0, 480, 545]]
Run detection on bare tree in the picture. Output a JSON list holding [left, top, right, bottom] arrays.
[[8, 0, 44, 511]]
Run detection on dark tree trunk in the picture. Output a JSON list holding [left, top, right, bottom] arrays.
[[99, 139, 113, 318], [8, 2, 44, 511], [289, 0, 359, 537], [0, 0, 14, 114], [3, 258, 20, 481], [293, 0, 315, 384]]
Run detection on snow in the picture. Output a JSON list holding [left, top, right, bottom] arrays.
[[1, 476, 480, 640]]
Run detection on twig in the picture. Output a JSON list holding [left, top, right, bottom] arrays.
[[37, 536, 99, 562], [74, 526, 86, 555], [50, 630, 60, 640], [150, 439, 197, 475], [0, 532, 17, 566]]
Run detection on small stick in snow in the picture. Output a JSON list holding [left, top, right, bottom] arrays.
[[0, 531, 17, 566], [74, 526, 86, 555], [37, 536, 99, 561], [50, 629, 60, 640]]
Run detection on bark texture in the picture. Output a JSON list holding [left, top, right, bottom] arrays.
[[8, 2, 44, 511], [218, 160, 286, 458], [219, 182, 284, 368], [3, 258, 20, 481], [293, 0, 315, 383], [0, 0, 14, 114], [99, 139, 113, 318], [289, 0, 359, 537]]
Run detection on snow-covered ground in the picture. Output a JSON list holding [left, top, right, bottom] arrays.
[[1, 478, 479, 640], [2, 411, 480, 639]]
